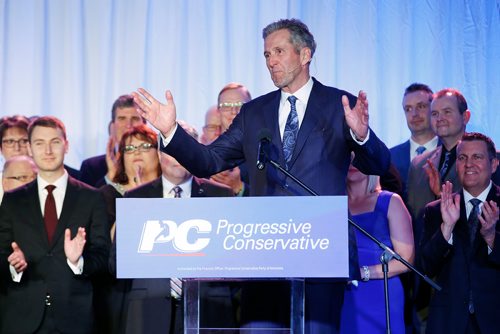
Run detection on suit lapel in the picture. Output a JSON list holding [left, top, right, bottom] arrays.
[[23, 181, 48, 244], [52, 178, 78, 246], [262, 90, 284, 164], [191, 178, 205, 197], [287, 79, 323, 169], [150, 178, 164, 197]]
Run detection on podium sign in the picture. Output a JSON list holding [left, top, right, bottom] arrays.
[[116, 196, 348, 279]]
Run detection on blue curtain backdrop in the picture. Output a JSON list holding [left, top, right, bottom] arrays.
[[1, 0, 499, 168]]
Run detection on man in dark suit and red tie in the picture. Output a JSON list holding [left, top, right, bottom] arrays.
[[420, 132, 500, 334], [0, 116, 109, 333], [132, 18, 390, 333]]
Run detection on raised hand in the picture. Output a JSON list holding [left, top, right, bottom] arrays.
[[105, 134, 119, 181], [132, 88, 177, 137], [64, 227, 86, 266], [478, 200, 499, 248], [8, 242, 27, 273], [440, 181, 460, 240], [343, 90, 369, 141], [424, 159, 441, 196]]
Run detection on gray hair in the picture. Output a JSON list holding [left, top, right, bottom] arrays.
[[262, 18, 316, 57]]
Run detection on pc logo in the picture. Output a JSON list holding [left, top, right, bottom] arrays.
[[138, 219, 212, 253]]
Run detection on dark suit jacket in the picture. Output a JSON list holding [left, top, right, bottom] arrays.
[[102, 177, 233, 334], [420, 185, 500, 334], [163, 78, 391, 333], [407, 145, 461, 254], [0, 177, 110, 334], [80, 154, 107, 187], [390, 140, 411, 197], [64, 164, 81, 180]]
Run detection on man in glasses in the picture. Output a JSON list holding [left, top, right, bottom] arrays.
[[0, 116, 30, 200], [200, 106, 222, 145], [210, 83, 252, 196], [1, 155, 38, 197]]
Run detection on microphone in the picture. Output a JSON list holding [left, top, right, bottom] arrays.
[[256, 128, 272, 170]]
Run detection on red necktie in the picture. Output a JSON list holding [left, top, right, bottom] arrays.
[[44, 185, 58, 243]]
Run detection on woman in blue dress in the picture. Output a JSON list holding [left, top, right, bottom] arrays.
[[340, 162, 414, 334]]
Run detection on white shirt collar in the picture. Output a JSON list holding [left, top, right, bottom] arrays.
[[37, 171, 68, 195], [279, 77, 314, 106], [161, 175, 192, 198], [278, 77, 313, 139], [463, 181, 492, 216], [37, 170, 68, 217], [409, 136, 439, 161]]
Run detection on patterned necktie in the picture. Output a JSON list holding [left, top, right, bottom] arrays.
[[416, 146, 426, 155], [172, 186, 182, 198], [283, 95, 299, 169], [439, 150, 451, 180], [468, 198, 481, 246], [44, 185, 58, 243], [171, 185, 183, 299]]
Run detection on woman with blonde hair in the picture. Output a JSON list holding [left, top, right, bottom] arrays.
[[340, 161, 414, 334]]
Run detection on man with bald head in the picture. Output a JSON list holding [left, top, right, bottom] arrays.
[[1, 156, 38, 194]]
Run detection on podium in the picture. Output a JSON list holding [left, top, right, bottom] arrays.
[[184, 278, 304, 333], [116, 196, 348, 334]]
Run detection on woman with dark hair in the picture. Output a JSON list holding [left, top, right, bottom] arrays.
[[100, 124, 161, 225], [96, 124, 161, 333]]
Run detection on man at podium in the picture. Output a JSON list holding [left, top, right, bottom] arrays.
[[133, 18, 390, 334]]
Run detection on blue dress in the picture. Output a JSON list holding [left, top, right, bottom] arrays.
[[340, 191, 405, 334]]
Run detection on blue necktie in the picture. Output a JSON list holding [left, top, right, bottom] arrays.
[[468, 198, 481, 246], [283, 95, 299, 169], [416, 146, 426, 155], [467, 198, 481, 314], [439, 151, 451, 180]]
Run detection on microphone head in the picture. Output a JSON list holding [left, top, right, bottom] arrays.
[[257, 128, 272, 142]]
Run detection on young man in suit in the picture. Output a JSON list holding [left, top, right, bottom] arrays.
[[79, 94, 144, 187], [0, 116, 110, 333], [109, 121, 234, 334], [390, 83, 438, 200], [420, 132, 500, 334], [132, 18, 390, 333]]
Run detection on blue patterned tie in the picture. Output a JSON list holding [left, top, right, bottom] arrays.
[[416, 146, 426, 155], [283, 95, 299, 169], [439, 150, 451, 180]]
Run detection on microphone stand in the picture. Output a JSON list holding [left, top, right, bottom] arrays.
[[264, 158, 441, 334]]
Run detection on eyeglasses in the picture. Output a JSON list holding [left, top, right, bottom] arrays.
[[4, 174, 36, 182], [2, 138, 29, 148], [123, 143, 156, 154], [203, 124, 221, 133], [218, 101, 244, 113]]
